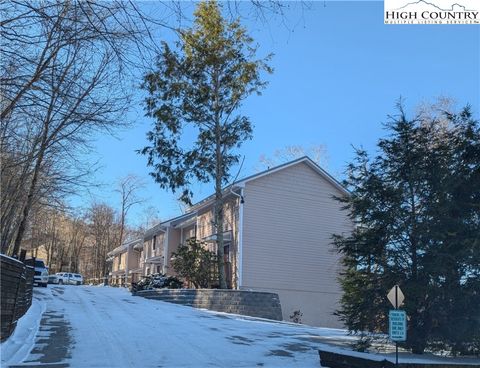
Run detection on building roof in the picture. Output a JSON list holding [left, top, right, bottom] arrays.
[[144, 222, 165, 240], [107, 238, 143, 257], [237, 156, 348, 195], [188, 156, 349, 212], [144, 211, 197, 240], [143, 156, 349, 235]]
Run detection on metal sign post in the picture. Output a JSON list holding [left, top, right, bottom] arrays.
[[387, 285, 406, 367], [394, 287, 399, 368], [395, 286, 398, 367]]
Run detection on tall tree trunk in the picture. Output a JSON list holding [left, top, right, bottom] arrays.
[[215, 124, 227, 289], [11, 127, 48, 257], [119, 202, 125, 247]]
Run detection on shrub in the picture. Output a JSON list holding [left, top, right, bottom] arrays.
[[289, 310, 303, 324], [171, 238, 217, 288], [132, 273, 183, 292]]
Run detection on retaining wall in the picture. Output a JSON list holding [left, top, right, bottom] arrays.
[[0, 254, 35, 341], [133, 289, 283, 321], [318, 349, 480, 368]]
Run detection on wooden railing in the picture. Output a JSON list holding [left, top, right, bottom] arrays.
[[84, 276, 109, 285]]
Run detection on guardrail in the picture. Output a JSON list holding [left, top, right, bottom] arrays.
[[86, 274, 134, 287], [0, 254, 35, 341], [84, 276, 109, 285]]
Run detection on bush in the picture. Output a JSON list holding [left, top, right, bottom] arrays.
[[289, 310, 303, 324], [171, 238, 217, 288], [132, 273, 183, 292]]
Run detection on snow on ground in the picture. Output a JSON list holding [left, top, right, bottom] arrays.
[[0, 294, 46, 364], [4, 286, 347, 367], [2, 286, 479, 367]]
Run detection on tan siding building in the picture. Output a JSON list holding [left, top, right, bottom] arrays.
[[141, 157, 351, 327], [241, 162, 350, 327], [107, 238, 143, 286]]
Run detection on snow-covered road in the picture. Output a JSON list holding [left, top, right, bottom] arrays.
[[4, 286, 478, 367], [2, 285, 353, 367]]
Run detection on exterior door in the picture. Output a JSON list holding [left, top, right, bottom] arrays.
[[224, 244, 232, 289]]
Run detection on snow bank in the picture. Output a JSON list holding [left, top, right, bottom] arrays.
[[0, 253, 24, 265], [0, 294, 46, 365]]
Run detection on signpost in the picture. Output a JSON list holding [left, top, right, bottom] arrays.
[[387, 285, 406, 367]]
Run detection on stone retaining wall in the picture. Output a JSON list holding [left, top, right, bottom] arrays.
[[0, 254, 35, 341], [133, 289, 283, 321]]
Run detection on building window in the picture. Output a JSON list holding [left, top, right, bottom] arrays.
[[153, 235, 156, 250], [157, 266, 161, 274]]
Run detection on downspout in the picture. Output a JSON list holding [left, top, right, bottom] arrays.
[[143, 241, 147, 276], [230, 186, 244, 289], [164, 228, 169, 274], [125, 246, 129, 287]]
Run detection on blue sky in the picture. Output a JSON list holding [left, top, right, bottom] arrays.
[[80, 1, 480, 227]]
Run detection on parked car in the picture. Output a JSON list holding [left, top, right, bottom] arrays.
[[48, 274, 59, 284], [55, 273, 83, 285], [24, 258, 48, 287]]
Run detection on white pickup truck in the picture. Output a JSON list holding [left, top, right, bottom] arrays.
[[49, 272, 83, 285], [25, 258, 49, 287]]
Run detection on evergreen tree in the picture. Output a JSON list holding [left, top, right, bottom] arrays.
[[333, 103, 480, 355], [171, 239, 217, 289], [140, 1, 272, 289]]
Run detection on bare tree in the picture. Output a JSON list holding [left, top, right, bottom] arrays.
[[137, 205, 161, 233], [257, 144, 329, 171], [1, 1, 154, 256], [22, 202, 122, 279], [65, 214, 88, 273], [0, 149, 81, 254], [416, 96, 456, 126], [0, 0, 310, 257], [0, 1, 164, 121], [116, 175, 145, 246], [88, 202, 120, 279]]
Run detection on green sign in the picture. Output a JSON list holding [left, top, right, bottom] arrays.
[[389, 310, 407, 342]]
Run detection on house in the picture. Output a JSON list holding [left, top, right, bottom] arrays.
[[141, 156, 351, 328], [107, 238, 143, 286], [142, 212, 197, 277]]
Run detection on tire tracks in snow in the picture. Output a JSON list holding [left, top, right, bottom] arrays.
[[97, 290, 225, 367], [67, 287, 138, 368]]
